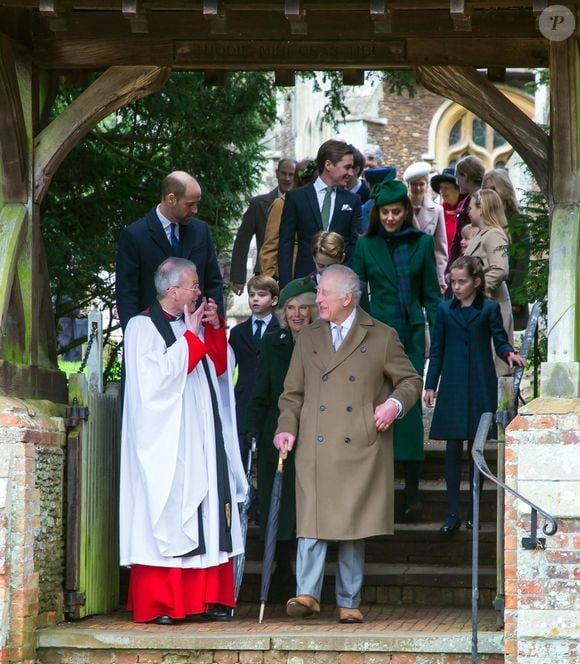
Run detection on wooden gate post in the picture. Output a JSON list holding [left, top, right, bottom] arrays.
[[540, 36, 580, 398]]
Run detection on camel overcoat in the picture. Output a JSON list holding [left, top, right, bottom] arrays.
[[276, 308, 423, 541], [464, 226, 514, 376]]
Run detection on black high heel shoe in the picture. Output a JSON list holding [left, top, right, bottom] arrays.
[[439, 514, 461, 534]]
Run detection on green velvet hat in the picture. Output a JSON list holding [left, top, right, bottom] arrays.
[[278, 277, 316, 309], [370, 170, 408, 207]]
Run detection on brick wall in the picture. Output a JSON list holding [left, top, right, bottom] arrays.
[[0, 397, 65, 663], [375, 85, 445, 175], [36, 649, 504, 664], [504, 397, 580, 663]]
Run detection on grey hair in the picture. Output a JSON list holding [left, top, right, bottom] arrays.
[[320, 264, 362, 305], [154, 257, 197, 298], [363, 144, 384, 166], [276, 291, 318, 329]]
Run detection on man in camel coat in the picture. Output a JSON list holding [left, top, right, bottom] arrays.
[[274, 265, 422, 624]]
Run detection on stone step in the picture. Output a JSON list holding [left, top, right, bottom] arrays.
[[244, 522, 497, 565], [404, 440, 500, 480], [237, 561, 498, 607], [36, 605, 505, 664]]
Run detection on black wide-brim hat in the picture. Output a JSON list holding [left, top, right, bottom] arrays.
[[430, 167, 459, 194]]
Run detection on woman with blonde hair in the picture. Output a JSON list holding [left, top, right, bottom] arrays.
[[482, 168, 530, 329], [310, 230, 345, 278], [464, 188, 515, 376]]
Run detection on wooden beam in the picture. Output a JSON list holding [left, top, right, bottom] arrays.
[[122, 0, 149, 33], [203, 70, 229, 85], [0, 36, 28, 202], [274, 69, 295, 86], [33, 65, 170, 204], [285, 0, 307, 35], [415, 65, 549, 196], [39, 0, 68, 31], [34, 37, 547, 69], [203, 0, 228, 34], [342, 69, 365, 86], [369, 0, 392, 34], [449, 0, 471, 31]]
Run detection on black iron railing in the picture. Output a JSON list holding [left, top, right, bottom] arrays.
[[470, 412, 558, 664], [512, 301, 543, 413]]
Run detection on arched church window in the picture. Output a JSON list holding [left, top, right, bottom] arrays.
[[428, 87, 534, 171]]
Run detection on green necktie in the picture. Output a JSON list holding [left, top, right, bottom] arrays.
[[321, 187, 332, 230]]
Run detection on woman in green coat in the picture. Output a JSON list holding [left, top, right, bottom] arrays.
[[245, 277, 318, 597], [353, 172, 441, 520]]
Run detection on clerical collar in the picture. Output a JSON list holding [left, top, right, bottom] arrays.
[[162, 308, 183, 322]]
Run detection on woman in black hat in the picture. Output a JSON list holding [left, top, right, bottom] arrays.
[[430, 167, 463, 260]]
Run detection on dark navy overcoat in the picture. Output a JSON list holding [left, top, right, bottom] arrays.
[[425, 295, 514, 440]]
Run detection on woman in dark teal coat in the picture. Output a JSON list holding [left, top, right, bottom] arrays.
[[353, 172, 441, 519], [245, 277, 317, 596], [424, 256, 525, 533]]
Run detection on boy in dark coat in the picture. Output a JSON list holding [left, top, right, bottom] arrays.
[[229, 275, 279, 463]]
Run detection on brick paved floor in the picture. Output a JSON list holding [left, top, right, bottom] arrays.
[[41, 603, 500, 633]]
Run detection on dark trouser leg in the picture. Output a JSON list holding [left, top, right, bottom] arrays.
[[403, 460, 421, 508], [445, 439, 464, 516]]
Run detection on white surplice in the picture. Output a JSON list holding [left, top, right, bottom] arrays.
[[120, 315, 247, 568]]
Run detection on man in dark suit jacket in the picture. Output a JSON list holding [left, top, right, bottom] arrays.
[[230, 158, 296, 295], [277, 140, 362, 287], [116, 171, 224, 330]]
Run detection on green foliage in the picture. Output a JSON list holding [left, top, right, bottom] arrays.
[[42, 71, 279, 330], [508, 187, 550, 313], [381, 70, 417, 97]]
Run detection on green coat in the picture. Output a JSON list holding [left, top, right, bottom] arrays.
[[353, 232, 441, 460], [244, 327, 296, 540]]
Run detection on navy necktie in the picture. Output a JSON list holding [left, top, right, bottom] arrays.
[[170, 223, 180, 255], [253, 319, 264, 344]]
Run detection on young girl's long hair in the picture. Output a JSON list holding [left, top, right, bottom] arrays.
[[451, 256, 486, 295], [471, 189, 509, 235]]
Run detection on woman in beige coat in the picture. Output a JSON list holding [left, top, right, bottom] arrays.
[[464, 188, 514, 376]]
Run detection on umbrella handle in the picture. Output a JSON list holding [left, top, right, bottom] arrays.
[[277, 451, 287, 471]]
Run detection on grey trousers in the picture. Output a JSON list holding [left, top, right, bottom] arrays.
[[296, 537, 365, 608]]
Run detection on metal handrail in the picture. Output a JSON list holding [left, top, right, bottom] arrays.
[[469, 412, 558, 664], [512, 301, 542, 412]]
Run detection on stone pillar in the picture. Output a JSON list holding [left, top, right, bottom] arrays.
[[0, 397, 65, 664], [504, 398, 580, 663]]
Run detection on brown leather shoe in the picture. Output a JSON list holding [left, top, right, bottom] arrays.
[[338, 607, 363, 624], [286, 595, 321, 618]]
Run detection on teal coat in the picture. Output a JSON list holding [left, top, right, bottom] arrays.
[[244, 327, 296, 540], [353, 231, 441, 460]]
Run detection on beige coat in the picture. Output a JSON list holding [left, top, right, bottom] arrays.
[[276, 308, 423, 541], [465, 225, 514, 375], [414, 197, 448, 288]]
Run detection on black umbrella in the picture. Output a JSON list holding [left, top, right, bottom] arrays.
[[258, 451, 287, 623], [233, 435, 257, 606]]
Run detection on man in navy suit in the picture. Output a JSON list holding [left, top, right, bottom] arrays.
[[116, 171, 224, 330], [277, 140, 362, 287]]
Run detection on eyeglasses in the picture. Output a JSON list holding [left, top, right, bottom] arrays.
[[170, 284, 200, 293]]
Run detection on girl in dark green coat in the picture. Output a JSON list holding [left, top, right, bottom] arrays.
[[353, 172, 441, 520], [245, 277, 317, 596]]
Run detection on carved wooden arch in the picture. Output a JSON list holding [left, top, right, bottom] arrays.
[[415, 65, 549, 198], [34, 65, 170, 205]]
